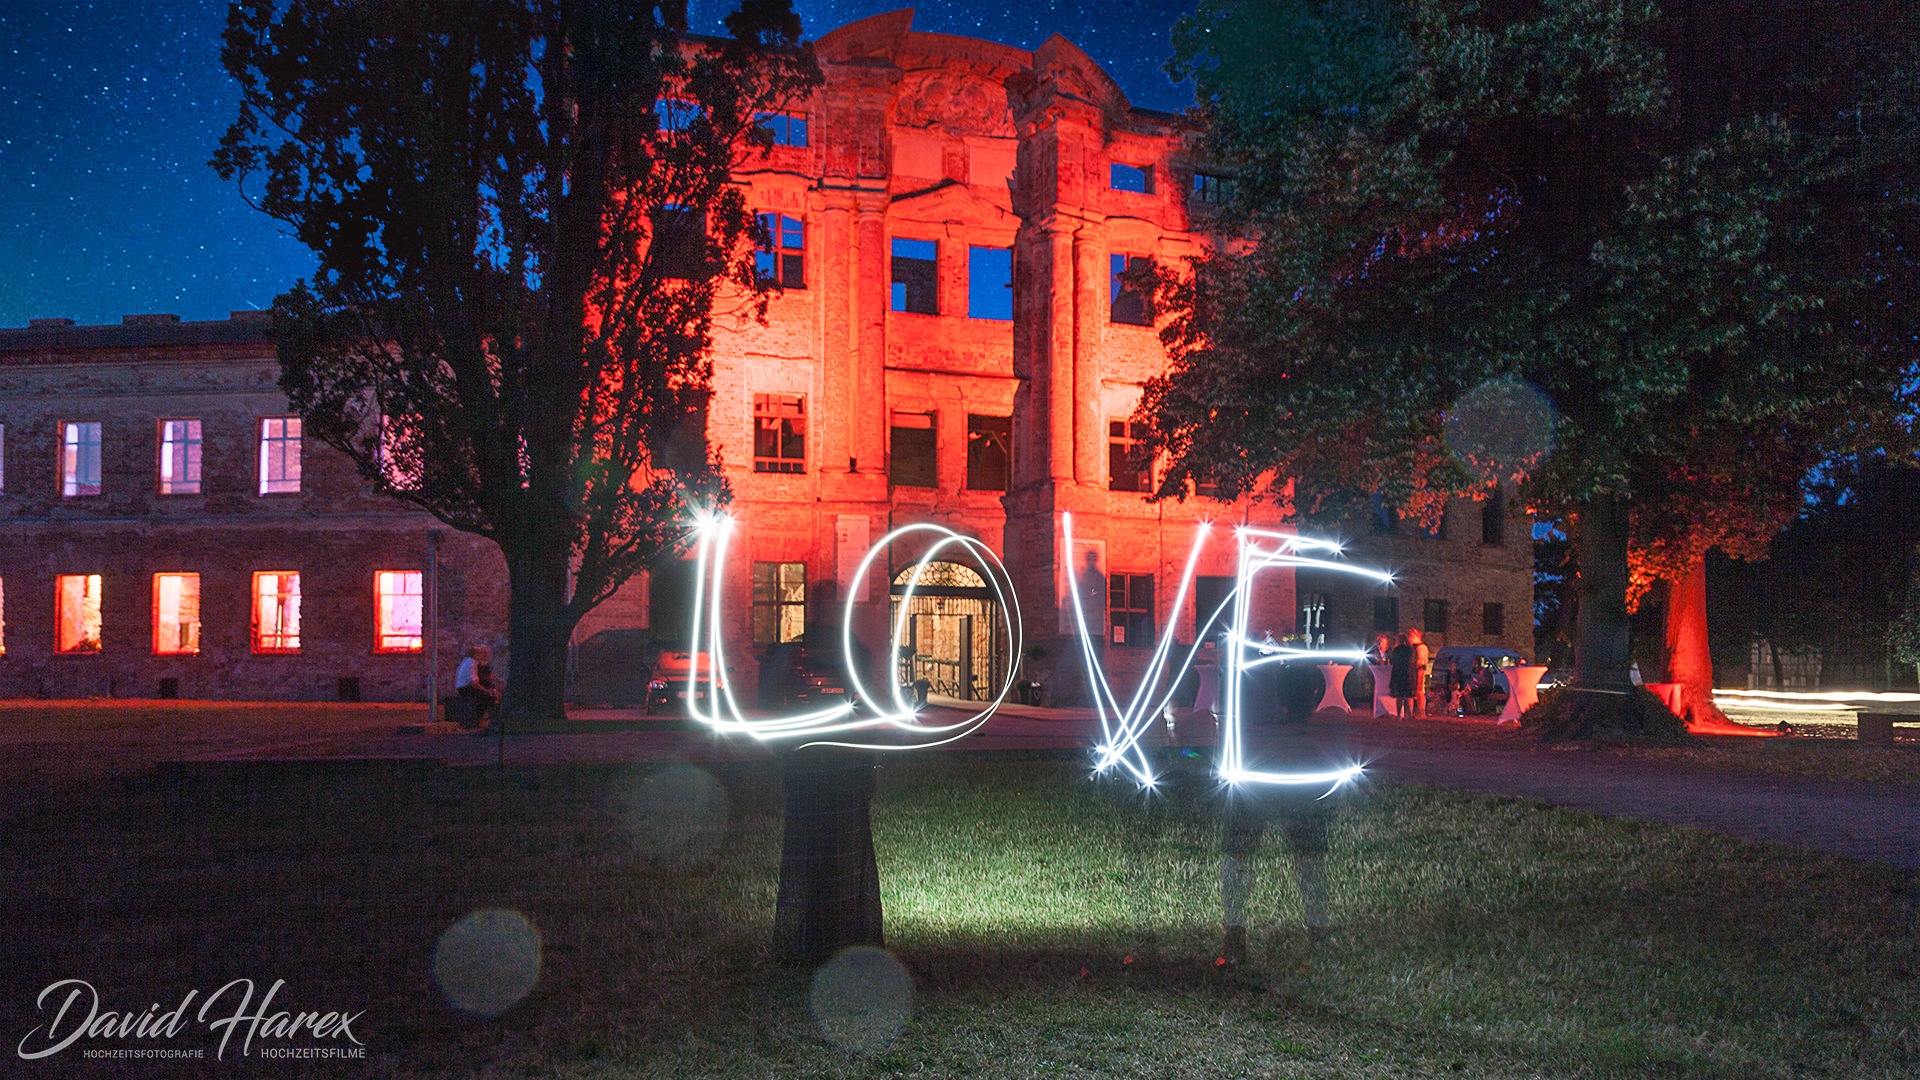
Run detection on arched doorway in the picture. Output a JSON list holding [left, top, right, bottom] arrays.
[[891, 562, 1007, 701]]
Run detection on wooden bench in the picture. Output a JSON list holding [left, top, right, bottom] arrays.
[[1856, 712, 1918, 746]]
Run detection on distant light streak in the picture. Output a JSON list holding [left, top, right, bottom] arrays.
[[1715, 689, 1920, 704], [683, 513, 1020, 751], [1063, 513, 1392, 790]]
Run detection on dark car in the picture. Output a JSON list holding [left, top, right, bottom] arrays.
[[646, 650, 722, 717], [761, 636, 871, 713]]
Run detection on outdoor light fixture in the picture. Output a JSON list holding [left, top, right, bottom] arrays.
[[683, 512, 1021, 749], [1063, 513, 1392, 791]]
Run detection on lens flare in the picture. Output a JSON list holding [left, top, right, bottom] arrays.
[[432, 909, 542, 1017]]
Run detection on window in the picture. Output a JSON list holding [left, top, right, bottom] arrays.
[[258, 417, 302, 494], [1194, 469, 1221, 499], [0, 422, 6, 493], [1371, 493, 1399, 534], [1108, 419, 1150, 492], [965, 415, 1011, 491], [650, 204, 708, 280], [751, 562, 806, 645], [1195, 575, 1235, 639], [152, 573, 201, 655], [755, 213, 805, 289], [0, 577, 7, 655], [753, 393, 807, 473], [251, 571, 301, 653], [375, 570, 424, 653], [61, 421, 102, 497], [1482, 486, 1507, 545], [1110, 163, 1153, 193], [1483, 602, 1506, 637], [158, 419, 202, 495], [1109, 573, 1154, 648], [1110, 254, 1153, 326], [967, 245, 1013, 320], [655, 97, 698, 132], [891, 238, 938, 314], [1192, 172, 1235, 205], [889, 412, 936, 489], [1423, 598, 1449, 635], [1372, 595, 1400, 634], [55, 574, 103, 654], [755, 111, 808, 147]]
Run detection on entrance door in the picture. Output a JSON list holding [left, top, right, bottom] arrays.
[[891, 563, 1004, 702]]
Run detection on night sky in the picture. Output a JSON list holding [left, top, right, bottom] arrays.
[[0, 1, 1196, 328]]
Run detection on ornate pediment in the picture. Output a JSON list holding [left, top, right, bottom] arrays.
[[889, 179, 1020, 229]]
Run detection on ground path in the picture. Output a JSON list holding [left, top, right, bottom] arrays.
[[9, 698, 1918, 870]]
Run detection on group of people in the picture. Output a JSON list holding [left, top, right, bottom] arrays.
[[1372, 630, 1504, 717]]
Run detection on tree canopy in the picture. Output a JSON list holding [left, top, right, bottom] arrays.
[[214, 0, 820, 719], [1148, 0, 1920, 716]]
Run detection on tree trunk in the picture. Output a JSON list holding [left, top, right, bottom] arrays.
[[498, 541, 573, 725], [1662, 553, 1763, 735], [772, 746, 883, 966], [1575, 493, 1633, 690]]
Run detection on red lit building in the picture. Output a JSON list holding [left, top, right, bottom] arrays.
[[0, 11, 1533, 704]]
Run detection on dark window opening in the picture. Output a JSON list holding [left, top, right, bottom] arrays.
[[1373, 595, 1400, 634], [1424, 598, 1449, 634], [968, 245, 1013, 320], [965, 415, 1011, 491], [1109, 573, 1155, 648], [753, 393, 806, 474], [889, 412, 936, 488], [1482, 486, 1507, 545], [1110, 253, 1153, 326], [1108, 419, 1151, 492], [1371, 492, 1399, 534], [891, 238, 938, 314], [1483, 602, 1505, 637], [1298, 591, 1332, 647], [1110, 163, 1153, 193], [650, 204, 708, 280], [1196, 575, 1235, 639]]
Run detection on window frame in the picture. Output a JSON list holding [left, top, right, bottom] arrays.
[[59, 420, 103, 498], [1109, 253, 1154, 326], [1107, 419, 1151, 493], [373, 569, 425, 654], [152, 572, 202, 656], [157, 418, 203, 496], [250, 570, 302, 654], [1483, 602, 1506, 637], [257, 416, 302, 496], [1482, 486, 1507, 545], [1191, 171, 1235, 205], [754, 110, 808, 147], [1423, 597, 1450, 635], [754, 212, 806, 289], [752, 392, 808, 474], [751, 561, 807, 646], [1108, 572, 1155, 648], [54, 573, 104, 654], [1372, 595, 1400, 635]]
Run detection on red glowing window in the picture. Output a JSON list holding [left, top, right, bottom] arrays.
[[251, 571, 301, 653], [375, 570, 423, 653], [753, 393, 807, 474]]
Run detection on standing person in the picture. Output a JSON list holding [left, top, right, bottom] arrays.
[[1407, 627, 1432, 716], [455, 645, 503, 729], [1388, 633, 1416, 720], [1216, 721, 1350, 972]]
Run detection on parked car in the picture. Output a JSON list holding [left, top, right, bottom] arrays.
[[646, 650, 721, 717]]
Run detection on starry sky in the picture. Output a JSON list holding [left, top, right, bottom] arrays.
[[0, 1, 1197, 328]]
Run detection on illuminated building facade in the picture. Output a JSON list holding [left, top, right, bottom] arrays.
[[0, 11, 1533, 703]]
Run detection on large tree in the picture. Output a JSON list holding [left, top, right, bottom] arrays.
[[214, 0, 820, 721], [1147, 0, 1920, 736]]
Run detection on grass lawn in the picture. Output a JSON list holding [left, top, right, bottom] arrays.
[[3, 749, 1917, 1077]]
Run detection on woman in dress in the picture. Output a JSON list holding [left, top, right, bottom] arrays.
[[1388, 632, 1417, 720]]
